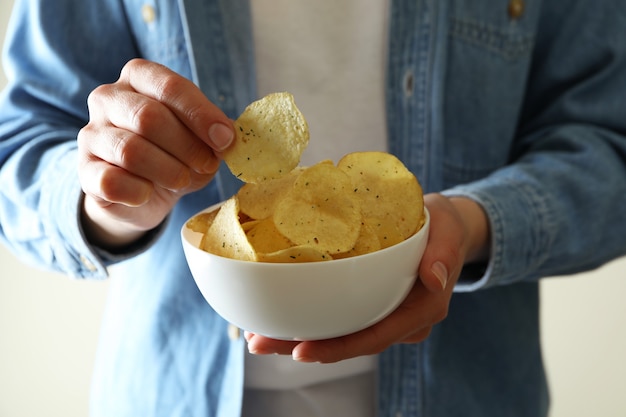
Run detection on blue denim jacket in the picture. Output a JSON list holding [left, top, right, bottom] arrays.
[[2, 0, 626, 416]]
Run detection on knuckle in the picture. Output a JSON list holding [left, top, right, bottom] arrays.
[[127, 100, 161, 135], [121, 58, 148, 80], [153, 74, 207, 126], [153, 72, 186, 104], [181, 102, 207, 127], [111, 132, 142, 168], [128, 100, 157, 130], [76, 125, 91, 149], [76, 125, 102, 165], [86, 84, 113, 112]]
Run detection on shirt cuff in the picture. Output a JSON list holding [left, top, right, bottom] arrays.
[[41, 146, 166, 279], [436, 189, 490, 291], [441, 174, 555, 292]]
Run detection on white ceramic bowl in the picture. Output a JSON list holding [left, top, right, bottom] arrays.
[[181, 206, 430, 341]]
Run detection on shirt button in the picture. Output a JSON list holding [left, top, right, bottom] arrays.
[[228, 323, 241, 341], [80, 255, 98, 272], [508, 0, 525, 19], [141, 4, 157, 24]]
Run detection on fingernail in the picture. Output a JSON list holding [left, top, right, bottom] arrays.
[[247, 342, 265, 355], [208, 123, 234, 151], [431, 261, 448, 290], [292, 353, 316, 363]]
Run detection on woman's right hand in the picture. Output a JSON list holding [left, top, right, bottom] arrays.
[[77, 59, 234, 249]]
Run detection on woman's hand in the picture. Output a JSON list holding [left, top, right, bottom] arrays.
[[245, 193, 490, 363], [77, 59, 234, 249]]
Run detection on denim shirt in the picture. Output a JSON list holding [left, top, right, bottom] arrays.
[[2, 0, 626, 416]]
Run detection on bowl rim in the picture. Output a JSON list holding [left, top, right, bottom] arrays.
[[181, 204, 430, 266]]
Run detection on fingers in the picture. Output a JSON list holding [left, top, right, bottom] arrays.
[[77, 59, 230, 246], [246, 280, 450, 364], [78, 156, 153, 207], [245, 332, 300, 356], [119, 58, 235, 152], [79, 59, 228, 207], [86, 81, 222, 176], [79, 125, 192, 191]]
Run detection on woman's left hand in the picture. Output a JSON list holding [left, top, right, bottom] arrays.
[[245, 193, 490, 363]]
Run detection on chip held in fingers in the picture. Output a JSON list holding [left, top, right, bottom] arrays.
[[223, 92, 309, 184]]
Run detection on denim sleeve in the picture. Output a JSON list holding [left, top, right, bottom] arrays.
[[447, 1, 626, 291], [0, 0, 143, 278]]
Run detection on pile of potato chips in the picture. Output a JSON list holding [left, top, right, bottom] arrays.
[[186, 93, 425, 263]]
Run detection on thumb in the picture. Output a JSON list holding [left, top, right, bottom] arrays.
[[417, 194, 466, 292], [421, 260, 450, 292]]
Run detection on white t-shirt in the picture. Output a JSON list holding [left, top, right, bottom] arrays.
[[251, 0, 389, 167], [243, 1, 388, 415]]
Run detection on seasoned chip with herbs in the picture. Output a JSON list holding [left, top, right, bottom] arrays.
[[273, 162, 362, 254], [200, 196, 257, 262], [337, 151, 424, 240], [223, 92, 309, 184]]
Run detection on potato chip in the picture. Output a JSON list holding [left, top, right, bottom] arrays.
[[257, 246, 332, 263], [246, 217, 293, 254], [237, 167, 303, 220], [200, 197, 257, 261], [337, 152, 424, 240], [185, 210, 218, 233], [273, 162, 362, 254], [332, 221, 381, 259], [224, 92, 309, 184], [240, 219, 261, 232], [363, 216, 404, 249]]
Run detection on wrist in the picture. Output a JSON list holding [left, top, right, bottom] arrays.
[[448, 197, 491, 264], [81, 195, 148, 251]]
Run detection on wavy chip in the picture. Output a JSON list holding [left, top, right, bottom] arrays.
[[246, 217, 293, 254], [273, 162, 362, 254], [224, 92, 309, 184], [237, 167, 303, 220], [337, 151, 424, 240], [200, 197, 257, 262]]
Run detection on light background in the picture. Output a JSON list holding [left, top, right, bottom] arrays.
[[1, 1, 625, 416]]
